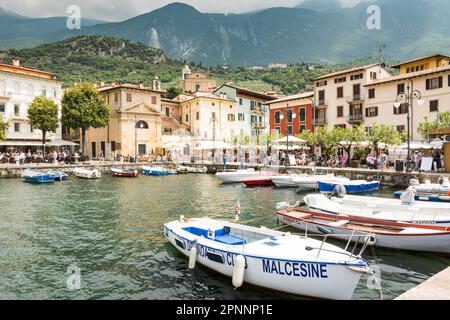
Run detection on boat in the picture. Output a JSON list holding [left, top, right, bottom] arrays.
[[276, 207, 450, 254], [215, 169, 264, 183], [142, 165, 153, 175], [177, 165, 208, 174], [168, 168, 178, 175], [271, 174, 302, 188], [143, 166, 169, 176], [111, 167, 139, 178], [74, 167, 102, 179], [304, 193, 450, 226], [21, 169, 55, 184], [318, 180, 380, 194], [408, 178, 450, 195], [393, 191, 450, 203], [293, 175, 350, 191], [164, 217, 370, 300], [47, 171, 69, 181], [242, 174, 279, 187]]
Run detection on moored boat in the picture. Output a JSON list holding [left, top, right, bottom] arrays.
[[293, 175, 350, 191], [216, 169, 263, 183], [271, 174, 301, 188], [165, 217, 370, 300], [111, 167, 139, 178], [242, 174, 279, 187], [142, 165, 153, 175], [177, 165, 208, 174], [408, 178, 450, 195], [318, 180, 380, 194], [74, 167, 102, 179], [393, 191, 450, 203], [145, 166, 169, 176], [47, 171, 69, 181], [304, 193, 450, 226], [276, 207, 450, 254], [21, 169, 55, 184]]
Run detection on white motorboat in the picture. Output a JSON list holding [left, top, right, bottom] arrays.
[[409, 178, 450, 195], [165, 217, 369, 300], [304, 194, 450, 226], [276, 208, 450, 254], [74, 167, 102, 179], [293, 175, 350, 191], [271, 174, 302, 188], [177, 165, 208, 174], [215, 169, 263, 183]]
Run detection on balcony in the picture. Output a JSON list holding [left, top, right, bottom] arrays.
[[251, 106, 268, 114], [346, 94, 365, 103], [313, 117, 327, 125], [346, 114, 364, 123], [0, 91, 12, 99], [316, 99, 328, 108], [251, 123, 267, 130]]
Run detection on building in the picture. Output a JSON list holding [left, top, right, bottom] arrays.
[[179, 65, 216, 93], [85, 78, 165, 159], [0, 58, 63, 151], [213, 83, 277, 138], [312, 64, 392, 130], [365, 55, 450, 140], [267, 92, 314, 136]]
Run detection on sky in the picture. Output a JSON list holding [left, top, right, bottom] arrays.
[[0, 0, 363, 21]]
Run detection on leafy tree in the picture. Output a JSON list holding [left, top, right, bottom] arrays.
[[28, 97, 59, 153], [336, 125, 366, 158], [164, 86, 183, 100], [0, 117, 9, 141], [366, 124, 403, 156], [418, 112, 450, 141], [300, 127, 340, 160], [62, 83, 110, 155]]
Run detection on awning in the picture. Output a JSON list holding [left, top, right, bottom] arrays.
[[194, 140, 235, 150], [274, 136, 306, 145], [0, 140, 79, 147], [47, 139, 79, 146]]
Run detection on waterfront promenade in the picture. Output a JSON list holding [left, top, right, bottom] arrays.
[[396, 267, 450, 300], [1, 161, 448, 187]]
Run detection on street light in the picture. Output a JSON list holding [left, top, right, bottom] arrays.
[[394, 80, 424, 171]]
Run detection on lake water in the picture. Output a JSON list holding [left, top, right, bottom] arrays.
[[0, 175, 448, 300]]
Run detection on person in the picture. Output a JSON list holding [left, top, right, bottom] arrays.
[[432, 149, 442, 172], [223, 152, 228, 170], [378, 150, 388, 171]]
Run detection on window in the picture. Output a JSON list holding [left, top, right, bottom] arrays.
[[274, 127, 281, 135], [41, 89, 46, 97], [426, 76, 443, 90], [30, 124, 34, 133], [151, 96, 157, 105], [111, 141, 116, 152], [287, 126, 293, 135], [337, 106, 344, 118], [114, 92, 119, 103], [239, 98, 243, 105], [14, 123, 19, 132], [126, 93, 132, 102], [195, 84, 200, 92], [250, 101, 256, 110], [448, 74, 450, 86], [14, 104, 20, 116], [430, 100, 439, 112], [318, 90, 325, 104], [136, 120, 149, 129], [396, 125, 405, 133], [394, 103, 408, 115], [299, 108, 306, 122], [228, 114, 236, 122], [365, 106, 378, 117], [91, 142, 96, 157], [353, 84, 361, 96], [370, 72, 377, 80], [368, 88, 375, 99], [185, 114, 189, 122], [299, 125, 306, 133], [275, 111, 281, 124], [397, 84, 405, 95], [0, 103, 4, 113], [316, 80, 327, 87], [334, 77, 346, 84], [238, 113, 245, 121], [337, 87, 344, 98], [287, 109, 293, 122], [350, 73, 363, 81], [196, 112, 200, 120], [406, 68, 410, 73], [166, 108, 170, 117]]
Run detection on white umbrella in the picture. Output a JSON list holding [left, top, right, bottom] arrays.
[[274, 136, 306, 145], [394, 141, 432, 150], [272, 145, 303, 151]]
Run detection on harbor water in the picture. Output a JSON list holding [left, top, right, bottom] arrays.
[[0, 175, 448, 300]]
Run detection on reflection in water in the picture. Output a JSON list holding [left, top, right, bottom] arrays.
[[0, 176, 448, 300]]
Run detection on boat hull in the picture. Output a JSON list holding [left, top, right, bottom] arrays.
[[271, 176, 297, 188], [164, 224, 365, 300], [318, 181, 380, 194], [74, 168, 101, 179], [111, 169, 138, 178], [23, 175, 55, 184], [215, 170, 261, 183], [393, 191, 450, 203]]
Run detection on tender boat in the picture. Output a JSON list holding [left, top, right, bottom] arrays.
[[276, 207, 450, 254], [393, 191, 450, 203], [74, 168, 102, 179], [293, 175, 350, 191], [21, 169, 55, 184], [318, 180, 380, 194], [165, 217, 370, 300], [47, 171, 69, 181], [111, 167, 139, 178], [216, 169, 264, 183], [304, 193, 450, 226], [408, 178, 450, 195]]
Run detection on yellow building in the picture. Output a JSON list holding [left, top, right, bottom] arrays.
[[179, 65, 216, 93], [85, 79, 165, 159], [392, 54, 450, 75]]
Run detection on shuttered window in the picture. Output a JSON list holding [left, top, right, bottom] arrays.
[[426, 76, 443, 90]]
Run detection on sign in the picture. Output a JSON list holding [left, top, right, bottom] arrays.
[[420, 156, 433, 172], [288, 155, 297, 166]]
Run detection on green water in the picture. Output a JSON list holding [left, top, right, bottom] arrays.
[[0, 175, 448, 300]]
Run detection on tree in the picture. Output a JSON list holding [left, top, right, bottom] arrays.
[[0, 117, 9, 141], [164, 86, 183, 100], [300, 127, 340, 160], [28, 97, 59, 154], [62, 84, 110, 155], [336, 126, 366, 158], [418, 112, 450, 141], [366, 124, 403, 156]]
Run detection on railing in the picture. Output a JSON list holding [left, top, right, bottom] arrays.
[[317, 99, 328, 106], [346, 114, 364, 123], [346, 94, 365, 103], [0, 91, 12, 99], [313, 117, 327, 125]]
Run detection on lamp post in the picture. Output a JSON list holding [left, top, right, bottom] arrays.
[[394, 80, 425, 171], [279, 107, 297, 164]]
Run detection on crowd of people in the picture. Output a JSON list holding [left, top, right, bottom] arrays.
[[0, 150, 82, 165]]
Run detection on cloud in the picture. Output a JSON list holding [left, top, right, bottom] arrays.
[[0, 0, 363, 21]]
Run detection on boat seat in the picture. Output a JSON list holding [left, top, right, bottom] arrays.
[[329, 220, 350, 227], [215, 235, 246, 245]]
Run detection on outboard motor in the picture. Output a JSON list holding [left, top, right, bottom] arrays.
[[400, 187, 417, 205], [442, 177, 450, 188], [331, 184, 347, 199], [409, 179, 420, 186]]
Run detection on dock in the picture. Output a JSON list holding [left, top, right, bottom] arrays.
[[396, 267, 450, 300]]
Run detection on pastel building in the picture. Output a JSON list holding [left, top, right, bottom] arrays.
[[0, 58, 63, 151], [313, 64, 392, 130], [267, 92, 314, 136], [365, 54, 450, 140], [179, 65, 216, 93]]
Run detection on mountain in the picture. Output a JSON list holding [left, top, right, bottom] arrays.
[[2, 0, 450, 66]]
